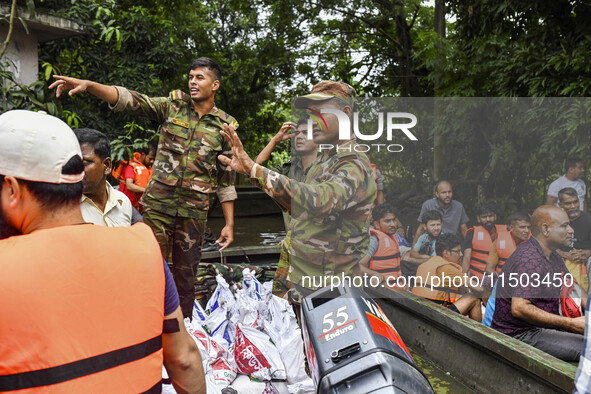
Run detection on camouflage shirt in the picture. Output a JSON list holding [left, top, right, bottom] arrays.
[[110, 87, 238, 218], [250, 140, 376, 286], [270, 157, 306, 230]]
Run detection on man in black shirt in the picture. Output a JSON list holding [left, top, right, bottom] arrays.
[[558, 187, 591, 291]]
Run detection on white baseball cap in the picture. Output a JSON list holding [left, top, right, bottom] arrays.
[[0, 110, 84, 184]]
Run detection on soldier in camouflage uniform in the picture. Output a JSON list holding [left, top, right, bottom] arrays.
[[255, 119, 318, 295], [219, 81, 376, 291], [50, 58, 238, 319]]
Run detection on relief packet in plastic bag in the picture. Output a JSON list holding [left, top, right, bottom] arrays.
[[242, 268, 263, 300], [234, 323, 286, 381], [262, 296, 312, 389]]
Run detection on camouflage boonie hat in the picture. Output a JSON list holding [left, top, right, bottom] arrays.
[[294, 80, 356, 108]]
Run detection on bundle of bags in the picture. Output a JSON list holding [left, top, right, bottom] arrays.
[[163, 269, 315, 394]]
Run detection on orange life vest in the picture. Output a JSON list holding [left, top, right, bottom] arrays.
[[0, 223, 165, 393], [129, 152, 152, 188], [371, 163, 378, 184], [369, 228, 401, 280], [112, 153, 151, 187], [412, 256, 462, 303], [468, 225, 507, 279], [495, 231, 516, 274]]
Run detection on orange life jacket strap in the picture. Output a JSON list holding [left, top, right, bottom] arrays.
[[371, 252, 401, 261], [469, 265, 486, 274], [0, 335, 162, 391], [374, 266, 401, 273]]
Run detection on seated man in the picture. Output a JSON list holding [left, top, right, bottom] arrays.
[[412, 180, 469, 245], [412, 233, 483, 321], [462, 202, 507, 280], [558, 187, 591, 292], [410, 210, 443, 263], [481, 211, 531, 327], [546, 157, 586, 211], [117, 144, 156, 212], [491, 205, 586, 362], [485, 211, 532, 277], [75, 128, 132, 226], [359, 203, 404, 288]]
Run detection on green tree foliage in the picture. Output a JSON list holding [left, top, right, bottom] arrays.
[[29, 0, 308, 163], [408, 0, 591, 217], [2, 0, 591, 220]]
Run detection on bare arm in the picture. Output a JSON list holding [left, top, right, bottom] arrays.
[[255, 122, 295, 164], [162, 306, 205, 394], [412, 223, 426, 246], [216, 201, 234, 250], [125, 178, 145, 193], [485, 243, 499, 276], [545, 195, 558, 206], [376, 190, 385, 205], [461, 248, 472, 274], [571, 248, 591, 264], [511, 297, 585, 334], [556, 248, 576, 261], [50, 76, 119, 105], [460, 223, 468, 239], [409, 247, 431, 264]]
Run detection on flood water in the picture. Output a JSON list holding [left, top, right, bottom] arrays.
[[207, 213, 286, 247], [408, 348, 476, 394]]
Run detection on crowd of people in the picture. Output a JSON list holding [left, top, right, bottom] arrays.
[[1, 54, 591, 391]]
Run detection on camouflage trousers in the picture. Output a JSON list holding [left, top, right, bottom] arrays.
[[272, 230, 292, 297], [143, 208, 206, 319]]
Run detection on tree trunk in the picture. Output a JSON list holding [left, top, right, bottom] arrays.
[[433, 0, 446, 180]]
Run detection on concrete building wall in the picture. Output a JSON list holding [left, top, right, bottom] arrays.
[[1, 24, 39, 85]]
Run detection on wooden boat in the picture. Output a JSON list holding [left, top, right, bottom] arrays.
[[199, 247, 578, 393], [208, 186, 282, 218], [201, 244, 281, 265], [367, 286, 577, 394]]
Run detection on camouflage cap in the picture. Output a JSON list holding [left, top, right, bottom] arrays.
[[294, 80, 356, 108]]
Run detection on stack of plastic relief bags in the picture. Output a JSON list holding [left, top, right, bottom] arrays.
[[163, 269, 315, 394]]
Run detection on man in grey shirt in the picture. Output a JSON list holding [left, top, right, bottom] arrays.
[[412, 180, 469, 245]]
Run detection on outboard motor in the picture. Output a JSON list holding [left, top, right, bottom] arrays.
[[301, 284, 433, 393]]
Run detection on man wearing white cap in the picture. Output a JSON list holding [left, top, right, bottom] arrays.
[[0, 110, 204, 393]]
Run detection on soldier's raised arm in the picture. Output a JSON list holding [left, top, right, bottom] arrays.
[[50, 75, 119, 105]]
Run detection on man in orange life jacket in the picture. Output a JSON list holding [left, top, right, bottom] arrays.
[[485, 211, 531, 277], [462, 202, 508, 280], [359, 203, 404, 288], [412, 233, 483, 320], [117, 144, 156, 212], [0, 110, 204, 393]]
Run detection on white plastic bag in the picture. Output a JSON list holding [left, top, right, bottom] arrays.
[[234, 323, 286, 381], [263, 296, 311, 388]]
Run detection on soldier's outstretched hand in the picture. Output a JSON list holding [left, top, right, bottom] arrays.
[[49, 75, 90, 97], [219, 123, 256, 175]]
